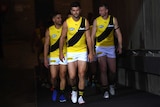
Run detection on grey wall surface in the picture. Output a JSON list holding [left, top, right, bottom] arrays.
[[129, 0, 160, 50], [104, 0, 160, 50]]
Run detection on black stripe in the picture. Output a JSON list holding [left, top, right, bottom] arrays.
[[96, 16, 114, 42], [50, 38, 60, 52], [67, 17, 85, 47]]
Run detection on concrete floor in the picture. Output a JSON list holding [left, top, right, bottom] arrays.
[[37, 84, 160, 107]]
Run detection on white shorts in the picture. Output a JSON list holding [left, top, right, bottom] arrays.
[[67, 52, 88, 63], [49, 57, 67, 65], [95, 46, 116, 58]]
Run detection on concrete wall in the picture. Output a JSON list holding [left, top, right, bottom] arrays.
[[1, 0, 35, 41], [54, 0, 93, 19], [117, 52, 160, 95], [104, 0, 160, 50], [118, 68, 160, 95]]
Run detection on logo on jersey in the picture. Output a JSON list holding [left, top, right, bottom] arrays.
[[52, 34, 57, 38], [69, 27, 75, 31], [108, 24, 114, 28], [79, 27, 86, 31], [99, 25, 104, 28]]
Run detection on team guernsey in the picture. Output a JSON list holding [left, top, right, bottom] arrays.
[[95, 15, 114, 47], [66, 17, 87, 52], [49, 25, 67, 64]]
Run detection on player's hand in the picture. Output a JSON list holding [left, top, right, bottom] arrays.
[[117, 46, 122, 54], [59, 53, 65, 62], [88, 53, 94, 62], [44, 58, 49, 68]]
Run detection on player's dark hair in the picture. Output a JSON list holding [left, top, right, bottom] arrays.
[[99, 2, 109, 9], [70, 1, 81, 9], [52, 11, 61, 18]]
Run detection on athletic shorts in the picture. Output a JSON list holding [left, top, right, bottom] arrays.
[[95, 46, 116, 58], [49, 57, 67, 65], [67, 52, 88, 63]]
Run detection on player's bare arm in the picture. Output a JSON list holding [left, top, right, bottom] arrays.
[[44, 29, 50, 68], [85, 19, 94, 62], [59, 21, 68, 61], [91, 19, 97, 55], [113, 17, 122, 54]]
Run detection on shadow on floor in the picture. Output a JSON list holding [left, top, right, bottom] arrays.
[[36, 80, 160, 107]]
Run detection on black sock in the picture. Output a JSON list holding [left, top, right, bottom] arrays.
[[102, 85, 109, 93], [71, 86, 77, 91], [59, 89, 65, 95]]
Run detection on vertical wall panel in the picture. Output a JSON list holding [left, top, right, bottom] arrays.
[[143, 0, 154, 49], [152, 0, 160, 49], [130, 0, 160, 50]]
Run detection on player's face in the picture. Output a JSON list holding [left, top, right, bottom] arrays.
[[99, 6, 108, 17], [70, 7, 81, 18], [53, 14, 62, 25]]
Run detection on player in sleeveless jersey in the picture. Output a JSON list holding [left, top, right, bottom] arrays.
[[44, 12, 67, 102], [59, 1, 93, 104], [91, 3, 123, 99]]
